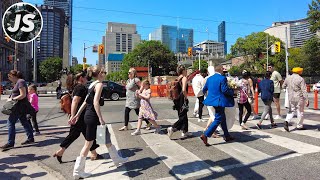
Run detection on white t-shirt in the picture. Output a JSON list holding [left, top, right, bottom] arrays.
[[192, 74, 205, 97]]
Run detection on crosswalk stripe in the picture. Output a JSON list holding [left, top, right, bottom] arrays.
[[246, 118, 320, 139], [305, 109, 320, 115], [85, 124, 129, 180], [231, 124, 320, 154], [130, 122, 225, 179]]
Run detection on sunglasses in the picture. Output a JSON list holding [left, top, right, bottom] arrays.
[[268, 66, 272, 69]]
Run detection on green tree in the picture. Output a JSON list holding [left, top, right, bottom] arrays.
[[230, 32, 286, 74], [39, 57, 62, 82], [302, 36, 320, 74], [120, 40, 177, 78], [288, 48, 306, 70], [70, 64, 84, 74], [307, 0, 320, 33], [192, 60, 208, 71]]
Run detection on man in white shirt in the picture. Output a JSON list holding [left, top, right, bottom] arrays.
[[268, 63, 283, 120], [192, 69, 207, 122]]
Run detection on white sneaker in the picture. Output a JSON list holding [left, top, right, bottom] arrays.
[[198, 119, 202, 122], [167, 127, 174, 138], [274, 115, 282, 120], [131, 130, 141, 136], [250, 115, 259, 120], [193, 112, 197, 117], [181, 132, 193, 137], [196, 114, 199, 118]]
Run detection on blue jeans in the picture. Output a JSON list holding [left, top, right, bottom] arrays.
[[204, 106, 230, 138], [7, 114, 34, 145]]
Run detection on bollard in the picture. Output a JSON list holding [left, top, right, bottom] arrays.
[[254, 84, 259, 114], [314, 90, 318, 110]]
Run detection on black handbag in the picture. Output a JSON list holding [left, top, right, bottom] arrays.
[[1, 100, 18, 115]]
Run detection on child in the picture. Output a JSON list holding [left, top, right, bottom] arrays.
[[28, 84, 40, 135], [131, 80, 161, 135]]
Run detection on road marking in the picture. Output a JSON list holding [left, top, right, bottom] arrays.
[[85, 124, 129, 180], [130, 122, 225, 179], [305, 109, 320, 115], [231, 124, 320, 154]]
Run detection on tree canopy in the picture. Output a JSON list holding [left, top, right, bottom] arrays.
[[120, 40, 177, 79], [39, 57, 62, 82], [230, 32, 286, 74], [307, 0, 320, 33]]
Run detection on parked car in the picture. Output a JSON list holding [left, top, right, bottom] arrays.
[[313, 81, 320, 91], [87, 81, 126, 101], [1, 81, 13, 94]]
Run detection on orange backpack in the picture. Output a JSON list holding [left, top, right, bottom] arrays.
[[60, 93, 72, 115]]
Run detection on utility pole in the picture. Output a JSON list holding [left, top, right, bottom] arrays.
[[14, 42, 18, 70], [266, 34, 269, 71], [285, 27, 289, 77], [32, 40, 37, 83]]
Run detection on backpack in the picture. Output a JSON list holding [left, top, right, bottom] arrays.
[[168, 78, 181, 100], [60, 93, 72, 115]]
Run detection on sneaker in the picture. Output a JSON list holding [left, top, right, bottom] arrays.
[[33, 132, 40, 136], [196, 114, 199, 118], [21, 139, 35, 145], [256, 123, 262, 130], [193, 112, 197, 117], [250, 115, 259, 120], [131, 130, 141, 136], [167, 127, 174, 138], [119, 126, 128, 131], [155, 126, 162, 134], [198, 119, 203, 122], [274, 115, 282, 120], [1, 144, 14, 151], [181, 132, 193, 137], [146, 123, 152, 130]]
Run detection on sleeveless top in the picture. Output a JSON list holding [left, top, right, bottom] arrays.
[[85, 83, 105, 115]]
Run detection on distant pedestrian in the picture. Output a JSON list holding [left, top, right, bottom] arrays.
[[268, 63, 283, 119], [56, 80, 62, 99], [27, 84, 40, 135], [1, 70, 34, 151], [167, 65, 192, 138], [200, 65, 235, 146], [237, 70, 252, 130], [119, 68, 151, 131], [131, 80, 161, 135], [192, 68, 207, 122], [69, 66, 128, 179], [283, 67, 309, 132], [53, 71, 102, 163], [256, 71, 277, 129]]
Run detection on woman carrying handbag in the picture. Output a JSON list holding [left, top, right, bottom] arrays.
[[1, 70, 34, 151], [69, 66, 128, 179]]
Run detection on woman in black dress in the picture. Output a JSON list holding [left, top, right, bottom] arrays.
[[53, 71, 103, 163], [69, 66, 128, 179]]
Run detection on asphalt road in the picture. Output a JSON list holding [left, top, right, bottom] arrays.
[[0, 95, 320, 180]]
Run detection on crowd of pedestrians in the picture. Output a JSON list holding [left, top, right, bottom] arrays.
[[0, 63, 312, 179]]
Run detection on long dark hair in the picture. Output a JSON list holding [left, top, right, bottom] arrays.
[[66, 71, 87, 92]]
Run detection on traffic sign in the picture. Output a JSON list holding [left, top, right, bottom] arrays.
[[192, 47, 203, 51]]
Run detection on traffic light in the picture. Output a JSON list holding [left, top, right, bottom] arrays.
[[274, 41, 280, 53], [83, 57, 87, 63], [188, 47, 192, 57], [98, 44, 104, 54]]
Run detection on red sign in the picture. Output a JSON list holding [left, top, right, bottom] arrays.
[[134, 67, 148, 77]]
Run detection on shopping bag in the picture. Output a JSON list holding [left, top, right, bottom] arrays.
[[96, 125, 110, 144]]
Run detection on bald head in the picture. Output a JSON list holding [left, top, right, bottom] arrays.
[[215, 65, 224, 74]]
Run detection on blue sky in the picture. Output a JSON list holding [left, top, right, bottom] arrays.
[[25, 0, 311, 66]]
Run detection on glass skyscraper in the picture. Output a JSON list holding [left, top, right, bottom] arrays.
[[149, 25, 193, 53], [218, 21, 227, 55]]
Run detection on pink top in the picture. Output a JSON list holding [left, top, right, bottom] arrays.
[[28, 93, 39, 111]]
